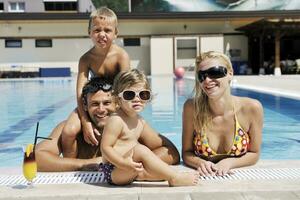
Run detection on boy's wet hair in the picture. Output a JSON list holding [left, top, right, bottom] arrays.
[[82, 77, 113, 105], [88, 7, 118, 34]]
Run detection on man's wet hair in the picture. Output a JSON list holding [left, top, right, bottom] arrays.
[[82, 77, 113, 105]]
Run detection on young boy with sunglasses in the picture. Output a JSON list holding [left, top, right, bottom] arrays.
[[61, 7, 130, 157], [182, 51, 263, 177], [100, 69, 199, 186]]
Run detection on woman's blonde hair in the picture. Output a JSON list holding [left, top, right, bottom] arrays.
[[112, 69, 151, 105], [88, 7, 118, 34], [193, 51, 233, 133]]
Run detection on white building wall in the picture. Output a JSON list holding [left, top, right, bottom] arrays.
[[0, 21, 88, 37], [200, 35, 224, 53], [120, 37, 151, 75], [224, 35, 248, 61], [0, 38, 92, 72], [0, 20, 250, 76], [150, 37, 173, 75]]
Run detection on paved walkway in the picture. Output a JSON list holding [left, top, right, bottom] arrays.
[[232, 75, 300, 99], [1, 160, 300, 200]]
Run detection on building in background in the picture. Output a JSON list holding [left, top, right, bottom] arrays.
[[0, 0, 300, 77]]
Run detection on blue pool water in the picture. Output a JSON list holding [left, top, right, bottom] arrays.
[[0, 77, 299, 168]]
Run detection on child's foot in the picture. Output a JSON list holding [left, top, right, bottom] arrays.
[[168, 171, 200, 186]]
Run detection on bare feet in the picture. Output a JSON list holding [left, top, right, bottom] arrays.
[[168, 171, 200, 186]]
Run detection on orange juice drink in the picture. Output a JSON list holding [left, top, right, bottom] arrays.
[[23, 144, 37, 183]]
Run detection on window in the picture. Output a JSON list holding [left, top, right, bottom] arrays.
[[44, 2, 77, 11], [8, 2, 25, 12], [0, 3, 4, 12], [35, 39, 52, 48], [123, 38, 141, 46], [176, 39, 197, 59], [5, 39, 22, 48]]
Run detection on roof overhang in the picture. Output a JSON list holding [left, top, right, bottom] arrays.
[[236, 18, 300, 36], [0, 10, 300, 21]]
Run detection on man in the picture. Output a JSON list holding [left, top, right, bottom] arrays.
[[35, 77, 179, 172]]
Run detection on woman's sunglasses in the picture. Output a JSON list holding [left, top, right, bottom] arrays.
[[118, 90, 151, 101], [197, 66, 227, 83]]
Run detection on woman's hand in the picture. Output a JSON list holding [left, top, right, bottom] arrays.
[[215, 159, 234, 176], [82, 121, 100, 146], [197, 161, 217, 176]]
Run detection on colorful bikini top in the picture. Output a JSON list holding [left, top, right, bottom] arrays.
[[193, 114, 250, 158]]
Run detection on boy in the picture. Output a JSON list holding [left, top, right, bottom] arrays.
[[62, 7, 130, 157]]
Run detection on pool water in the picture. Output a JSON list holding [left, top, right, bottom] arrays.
[[0, 76, 299, 168]]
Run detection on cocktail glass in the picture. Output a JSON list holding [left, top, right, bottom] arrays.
[[22, 144, 37, 187]]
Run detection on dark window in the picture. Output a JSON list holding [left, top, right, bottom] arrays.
[[36, 39, 52, 48], [176, 39, 197, 59], [5, 39, 22, 48], [44, 2, 77, 11], [0, 3, 4, 11], [124, 38, 141, 46]]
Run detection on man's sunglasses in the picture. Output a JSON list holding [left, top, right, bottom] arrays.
[[197, 66, 227, 83], [118, 90, 151, 101], [96, 83, 112, 92]]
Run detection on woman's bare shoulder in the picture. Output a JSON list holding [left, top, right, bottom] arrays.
[[235, 96, 263, 114], [184, 98, 194, 107], [183, 98, 194, 115]]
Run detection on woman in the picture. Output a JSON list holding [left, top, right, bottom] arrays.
[[182, 51, 263, 176]]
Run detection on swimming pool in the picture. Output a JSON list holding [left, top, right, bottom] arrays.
[[0, 76, 299, 168]]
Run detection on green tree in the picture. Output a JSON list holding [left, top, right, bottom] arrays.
[[91, 0, 128, 12]]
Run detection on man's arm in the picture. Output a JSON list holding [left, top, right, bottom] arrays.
[[35, 121, 102, 172], [139, 122, 180, 165]]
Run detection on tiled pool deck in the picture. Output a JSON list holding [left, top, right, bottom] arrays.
[[1, 160, 300, 200], [1, 75, 300, 199]]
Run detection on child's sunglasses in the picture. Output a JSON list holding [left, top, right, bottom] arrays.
[[118, 90, 151, 101], [197, 66, 227, 83]]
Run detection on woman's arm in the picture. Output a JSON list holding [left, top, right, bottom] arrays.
[[182, 99, 208, 168]]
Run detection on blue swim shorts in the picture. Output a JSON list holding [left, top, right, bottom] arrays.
[[99, 163, 114, 184]]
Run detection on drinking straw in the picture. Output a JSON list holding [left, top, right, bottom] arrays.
[[33, 122, 52, 151], [34, 122, 39, 147]]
